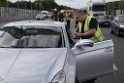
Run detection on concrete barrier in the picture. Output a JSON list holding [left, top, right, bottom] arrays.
[[0, 16, 35, 22]]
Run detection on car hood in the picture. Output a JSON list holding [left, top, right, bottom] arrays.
[[0, 48, 67, 83]]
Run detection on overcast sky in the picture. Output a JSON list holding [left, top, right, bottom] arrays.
[[9, 0, 119, 9]]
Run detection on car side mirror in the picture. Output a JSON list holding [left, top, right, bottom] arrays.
[[74, 39, 94, 47]]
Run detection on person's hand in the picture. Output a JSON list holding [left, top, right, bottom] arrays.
[[71, 32, 81, 39], [75, 32, 82, 37]]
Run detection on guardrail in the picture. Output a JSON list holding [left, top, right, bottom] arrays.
[[0, 7, 40, 22], [0, 16, 35, 22], [0, 7, 40, 17]]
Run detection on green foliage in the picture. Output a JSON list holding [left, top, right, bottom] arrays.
[[0, 0, 71, 11], [106, 1, 124, 15], [0, 0, 7, 7]]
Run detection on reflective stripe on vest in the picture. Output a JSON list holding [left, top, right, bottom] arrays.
[[79, 16, 104, 43]]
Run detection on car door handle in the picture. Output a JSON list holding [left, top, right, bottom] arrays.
[[105, 47, 113, 52]]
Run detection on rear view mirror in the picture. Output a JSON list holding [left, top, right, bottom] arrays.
[[74, 39, 94, 47]]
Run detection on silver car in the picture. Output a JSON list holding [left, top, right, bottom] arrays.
[[0, 20, 116, 83], [36, 14, 46, 20]]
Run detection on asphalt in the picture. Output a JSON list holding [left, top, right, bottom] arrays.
[[95, 27, 124, 83]]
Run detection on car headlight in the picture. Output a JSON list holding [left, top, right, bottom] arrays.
[[50, 71, 66, 83], [120, 25, 124, 28]]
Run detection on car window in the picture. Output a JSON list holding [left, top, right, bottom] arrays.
[[0, 26, 64, 48], [118, 16, 124, 22], [42, 13, 47, 15], [99, 16, 110, 20], [1, 26, 24, 39]]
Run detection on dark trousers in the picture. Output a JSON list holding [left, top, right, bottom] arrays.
[[66, 20, 70, 28]]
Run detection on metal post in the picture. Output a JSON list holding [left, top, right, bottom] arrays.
[[119, 0, 121, 11], [120, 0, 122, 14], [29, 0, 32, 16], [112, 2, 114, 15], [35, 0, 38, 16], [121, 0, 123, 14], [40, 0, 44, 11], [24, 0, 26, 10], [36, 0, 37, 11], [17, 0, 20, 16], [24, 0, 26, 16], [6, 0, 9, 16]]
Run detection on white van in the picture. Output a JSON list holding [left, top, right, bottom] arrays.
[[41, 11, 49, 18]]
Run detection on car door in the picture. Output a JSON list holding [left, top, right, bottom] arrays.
[[72, 39, 114, 81]]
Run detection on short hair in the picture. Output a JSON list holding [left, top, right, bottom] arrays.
[[75, 9, 87, 15]]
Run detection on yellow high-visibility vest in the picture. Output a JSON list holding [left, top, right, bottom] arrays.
[[78, 16, 104, 43]]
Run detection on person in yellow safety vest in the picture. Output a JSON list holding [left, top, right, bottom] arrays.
[[80, 6, 87, 14], [74, 9, 104, 43]]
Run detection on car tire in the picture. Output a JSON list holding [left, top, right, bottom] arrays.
[[110, 27, 114, 34], [75, 77, 79, 83], [116, 28, 121, 37]]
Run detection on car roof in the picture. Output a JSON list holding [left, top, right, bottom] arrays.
[[3, 20, 65, 28]]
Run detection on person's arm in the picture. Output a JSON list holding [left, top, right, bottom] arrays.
[[75, 18, 98, 39], [75, 29, 96, 38], [74, 29, 95, 39]]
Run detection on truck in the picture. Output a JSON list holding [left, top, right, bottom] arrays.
[[86, 0, 106, 17]]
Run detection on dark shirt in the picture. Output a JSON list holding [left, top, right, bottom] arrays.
[[77, 17, 98, 39], [59, 13, 64, 21], [77, 18, 98, 32]]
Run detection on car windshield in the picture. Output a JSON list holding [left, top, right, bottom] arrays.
[[0, 26, 64, 48], [99, 16, 110, 20], [92, 5, 105, 11], [118, 16, 124, 22], [42, 13, 47, 15]]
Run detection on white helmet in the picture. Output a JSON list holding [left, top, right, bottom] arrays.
[[54, 8, 57, 11]]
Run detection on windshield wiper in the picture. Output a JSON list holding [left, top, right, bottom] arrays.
[[10, 46, 26, 48]]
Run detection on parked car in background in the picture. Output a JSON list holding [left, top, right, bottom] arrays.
[[36, 11, 49, 20], [110, 15, 124, 36], [98, 15, 111, 27], [41, 11, 49, 18], [0, 20, 116, 83], [109, 15, 114, 20], [36, 14, 45, 20]]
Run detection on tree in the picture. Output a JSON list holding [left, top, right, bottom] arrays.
[[0, 0, 71, 11]]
